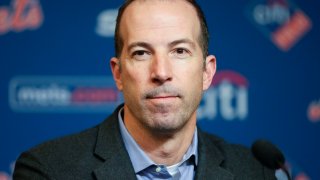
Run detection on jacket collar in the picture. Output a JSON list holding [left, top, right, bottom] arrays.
[[195, 130, 234, 180], [92, 104, 233, 179], [93, 104, 136, 179]]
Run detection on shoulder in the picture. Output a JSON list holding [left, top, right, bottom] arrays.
[[199, 131, 247, 152], [200, 131, 252, 160], [13, 107, 122, 179], [198, 131, 276, 179], [13, 123, 101, 179], [198, 131, 253, 164], [29, 123, 99, 160], [17, 105, 124, 164]]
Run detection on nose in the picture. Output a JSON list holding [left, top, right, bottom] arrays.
[[150, 55, 173, 84]]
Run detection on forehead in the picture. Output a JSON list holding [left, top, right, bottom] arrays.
[[119, 0, 201, 46]]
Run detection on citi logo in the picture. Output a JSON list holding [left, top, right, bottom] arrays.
[[197, 70, 248, 121], [253, 1, 290, 25], [246, 0, 312, 51], [0, 0, 43, 35], [307, 99, 320, 122], [95, 8, 118, 37]]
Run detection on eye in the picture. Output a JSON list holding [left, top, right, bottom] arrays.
[[131, 50, 151, 61], [171, 48, 191, 59]]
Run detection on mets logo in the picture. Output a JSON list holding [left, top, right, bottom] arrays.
[[0, 0, 43, 35], [245, 0, 312, 51], [9, 76, 122, 113], [197, 70, 248, 121]]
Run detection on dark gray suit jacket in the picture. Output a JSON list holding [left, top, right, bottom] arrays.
[[13, 105, 275, 180]]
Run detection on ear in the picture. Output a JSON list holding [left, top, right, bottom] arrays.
[[110, 57, 123, 91], [203, 55, 216, 91]]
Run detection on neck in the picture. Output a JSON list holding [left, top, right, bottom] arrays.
[[144, 126, 196, 166], [123, 106, 197, 166]]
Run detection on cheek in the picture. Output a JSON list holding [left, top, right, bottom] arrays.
[[180, 62, 203, 80], [177, 67, 203, 94], [128, 63, 148, 80], [121, 65, 149, 92]]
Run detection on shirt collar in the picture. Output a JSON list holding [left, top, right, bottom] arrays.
[[117, 107, 198, 173]]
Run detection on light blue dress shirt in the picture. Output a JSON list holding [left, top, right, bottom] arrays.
[[118, 108, 198, 180]]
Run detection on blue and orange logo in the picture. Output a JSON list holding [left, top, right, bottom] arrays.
[[245, 0, 312, 51], [9, 76, 122, 113], [0, 0, 43, 35]]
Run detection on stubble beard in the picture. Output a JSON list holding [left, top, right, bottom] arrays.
[[129, 88, 203, 136]]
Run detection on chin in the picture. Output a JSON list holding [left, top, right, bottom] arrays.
[[147, 117, 187, 134]]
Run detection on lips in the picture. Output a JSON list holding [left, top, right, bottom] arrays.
[[146, 96, 179, 106], [146, 93, 180, 99], [151, 96, 177, 99], [145, 94, 180, 106], [144, 85, 182, 100]]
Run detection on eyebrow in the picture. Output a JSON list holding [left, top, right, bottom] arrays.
[[127, 42, 153, 53], [127, 38, 196, 53], [169, 39, 196, 50]]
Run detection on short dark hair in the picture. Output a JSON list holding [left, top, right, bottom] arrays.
[[114, 0, 209, 59]]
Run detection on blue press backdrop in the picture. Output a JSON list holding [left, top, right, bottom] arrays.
[[1, 0, 319, 179]]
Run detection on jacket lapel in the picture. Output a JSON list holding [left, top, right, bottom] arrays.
[[195, 130, 234, 180], [92, 105, 136, 180], [91, 105, 233, 180]]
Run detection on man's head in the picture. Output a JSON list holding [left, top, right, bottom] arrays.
[[114, 0, 209, 61], [110, 0, 216, 135]]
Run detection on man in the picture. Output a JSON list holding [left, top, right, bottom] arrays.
[[13, 0, 276, 179]]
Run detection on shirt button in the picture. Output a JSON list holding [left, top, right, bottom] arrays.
[[156, 166, 161, 172]]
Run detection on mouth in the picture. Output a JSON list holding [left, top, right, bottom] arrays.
[[146, 93, 180, 99], [146, 94, 181, 103], [144, 86, 182, 102]]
